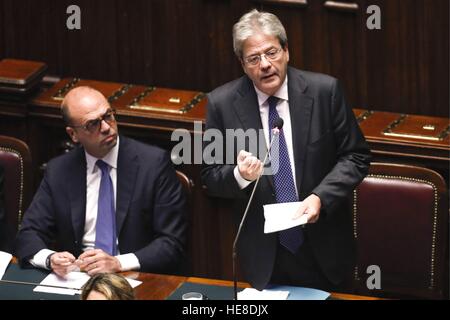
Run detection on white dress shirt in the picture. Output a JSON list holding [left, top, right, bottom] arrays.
[[234, 76, 299, 197], [31, 137, 140, 271]]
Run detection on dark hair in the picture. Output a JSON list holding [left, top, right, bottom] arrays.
[[60, 98, 72, 125], [80, 273, 135, 300]]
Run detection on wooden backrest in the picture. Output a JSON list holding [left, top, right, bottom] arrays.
[[0, 135, 32, 250]]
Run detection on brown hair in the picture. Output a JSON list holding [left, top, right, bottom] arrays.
[[80, 273, 135, 300]]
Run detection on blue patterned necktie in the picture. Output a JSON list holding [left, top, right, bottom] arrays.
[[268, 96, 304, 254], [95, 160, 117, 255]]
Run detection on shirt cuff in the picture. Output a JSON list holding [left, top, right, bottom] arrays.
[[233, 166, 253, 190], [116, 253, 140, 271], [30, 249, 55, 270]]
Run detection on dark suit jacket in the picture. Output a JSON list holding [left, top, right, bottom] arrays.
[[15, 136, 187, 274], [201, 67, 371, 290], [0, 165, 9, 252]]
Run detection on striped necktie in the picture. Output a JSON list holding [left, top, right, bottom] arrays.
[[268, 96, 304, 254]]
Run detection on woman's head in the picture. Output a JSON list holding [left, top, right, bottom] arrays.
[[80, 273, 135, 300]]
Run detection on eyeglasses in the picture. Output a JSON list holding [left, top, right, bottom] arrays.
[[243, 47, 283, 66], [70, 108, 116, 133]]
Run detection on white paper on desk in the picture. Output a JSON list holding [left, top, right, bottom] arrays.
[[126, 278, 142, 288], [33, 271, 142, 295], [263, 202, 308, 233], [238, 288, 289, 300], [34, 271, 90, 295], [0, 251, 12, 279]]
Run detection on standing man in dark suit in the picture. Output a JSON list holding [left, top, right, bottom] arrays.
[[15, 86, 187, 277], [201, 9, 371, 291]]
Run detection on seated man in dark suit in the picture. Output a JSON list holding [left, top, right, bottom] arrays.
[[0, 165, 10, 252], [15, 86, 187, 277]]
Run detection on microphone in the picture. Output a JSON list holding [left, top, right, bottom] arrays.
[[232, 117, 284, 300]]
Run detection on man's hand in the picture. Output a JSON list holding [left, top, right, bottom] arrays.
[[76, 249, 122, 275], [49, 251, 77, 277], [237, 150, 263, 181], [293, 194, 322, 223]]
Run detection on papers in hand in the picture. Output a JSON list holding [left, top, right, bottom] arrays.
[[0, 251, 12, 279], [263, 202, 308, 234], [238, 288, 289, 300], [34, 271, 143, 296]]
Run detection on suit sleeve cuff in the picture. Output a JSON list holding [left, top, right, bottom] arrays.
[[116, 253, 140, 271], [30, 249, 55, 270], [234, 166, 252, 190]]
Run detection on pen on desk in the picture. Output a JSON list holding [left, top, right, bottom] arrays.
[[0, 279, 81, 291]]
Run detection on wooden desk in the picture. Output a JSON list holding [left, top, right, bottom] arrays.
[[124, 271, 382, 300]]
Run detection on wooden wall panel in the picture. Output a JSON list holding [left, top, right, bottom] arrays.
[[0, 1, 4, 58], [0, 0, 448, 116], [360, 0, 449, 116]]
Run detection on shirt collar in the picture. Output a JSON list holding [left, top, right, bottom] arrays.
[[253, 75, 289, 107], [85, 136, 120, 173]]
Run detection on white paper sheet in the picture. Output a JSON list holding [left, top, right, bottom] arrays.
[[34, 271, 90, 295], [126, 278, 142, 288], [0, 251, 12, 279], [33, 271, 143, 296], [263, 202, 308, 233], [238, 288, 289, 300]]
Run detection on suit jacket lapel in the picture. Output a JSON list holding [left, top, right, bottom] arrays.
[[116, 136, 138, 236], [288, 68, 313, 197], [70, 148, 87, 246], [233, 77, 263, 133]]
